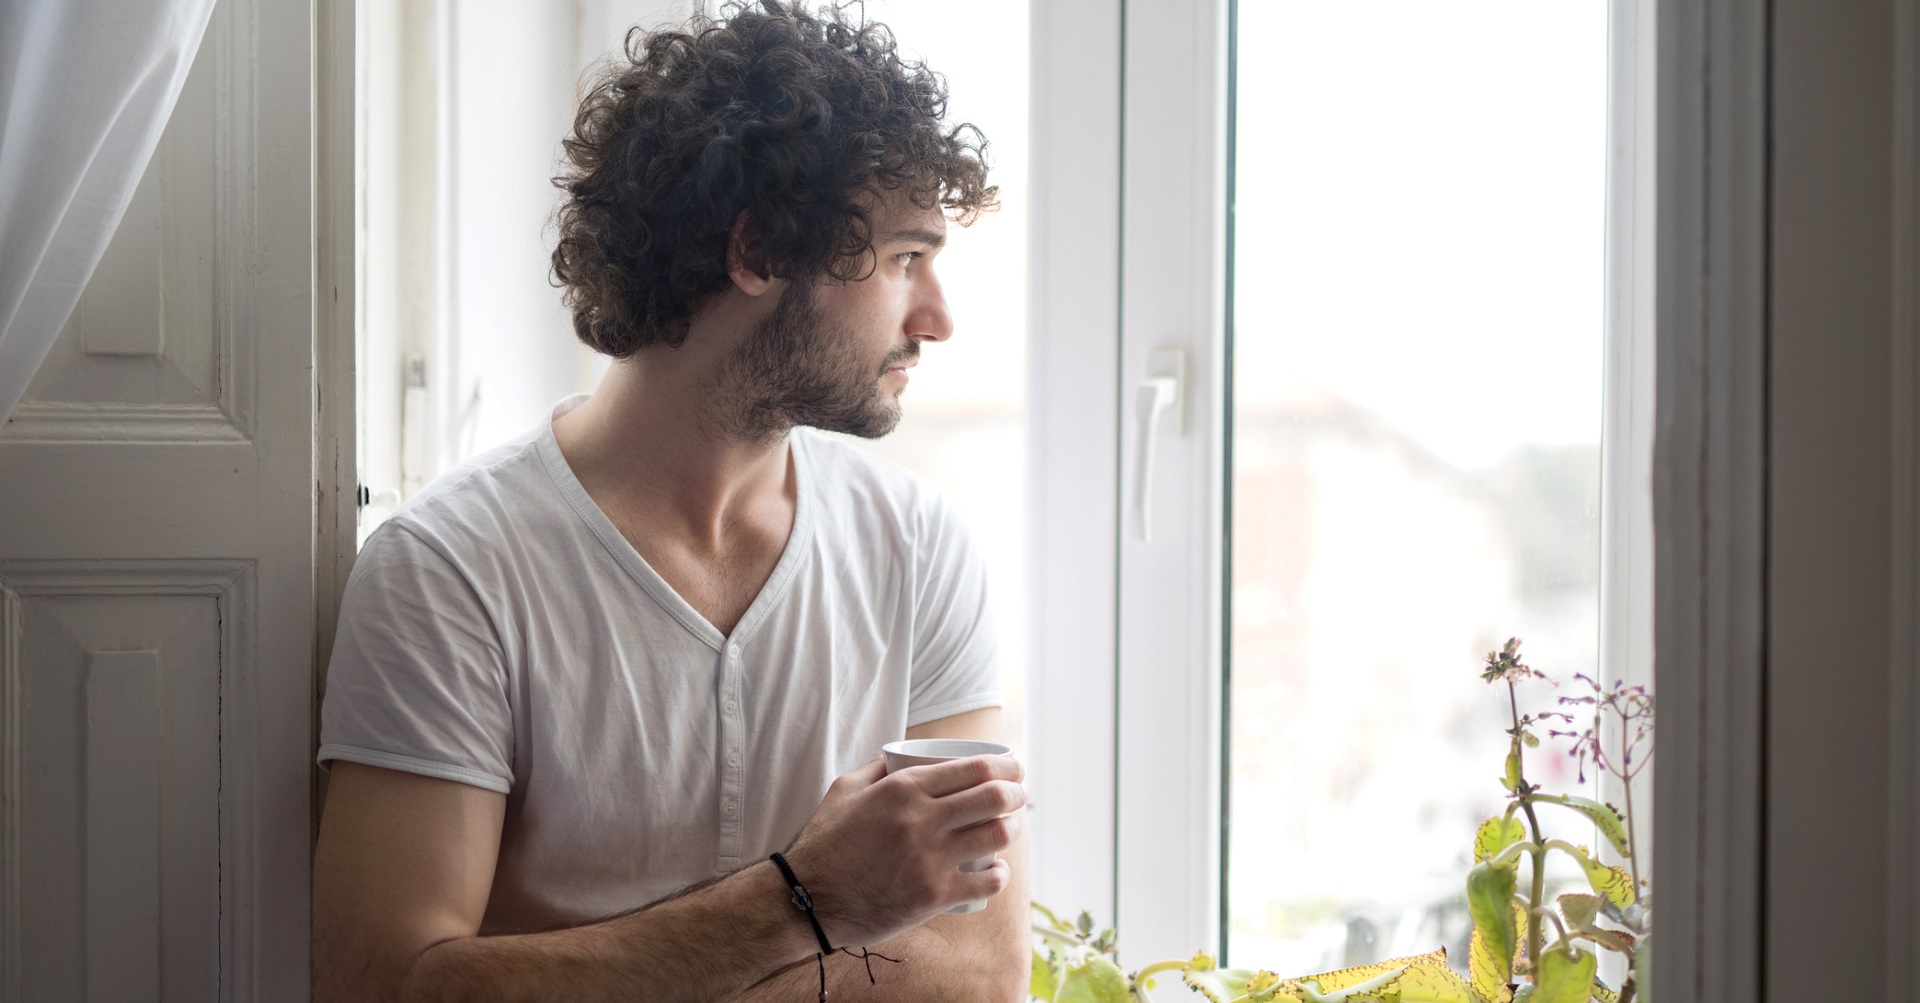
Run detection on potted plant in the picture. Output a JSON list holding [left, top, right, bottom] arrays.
[[1028, 639, 1653, 1003]]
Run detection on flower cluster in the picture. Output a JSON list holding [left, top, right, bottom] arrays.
[[1480, 636, 1547, 684], [1549, 672, 1655, 785]]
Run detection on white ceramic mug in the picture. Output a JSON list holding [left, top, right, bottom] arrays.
[[879, 738, 1015, 914]]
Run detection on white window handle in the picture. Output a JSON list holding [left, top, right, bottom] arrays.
[[1133, 349, 1185, 543]]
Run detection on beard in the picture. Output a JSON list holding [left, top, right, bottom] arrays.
[[708, 282, 915, 444]]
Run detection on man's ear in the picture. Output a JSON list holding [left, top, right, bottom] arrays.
[[726, 210, 776, 297]]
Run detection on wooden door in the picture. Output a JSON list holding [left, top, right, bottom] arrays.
[[0, 0, 320, 997]]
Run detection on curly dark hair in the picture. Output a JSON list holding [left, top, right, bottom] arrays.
[[550, 1, 997, 357]]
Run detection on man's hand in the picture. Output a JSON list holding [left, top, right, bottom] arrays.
[[782, 753, 1024, 947], [734, 708, 1032, 1002]]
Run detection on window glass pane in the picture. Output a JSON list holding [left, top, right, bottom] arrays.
[[1226, 0, 1609, 971]]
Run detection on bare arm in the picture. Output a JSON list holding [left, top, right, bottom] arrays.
[[732, 708, 1032, 1003], [312, 761, 820, 1002], [313, 748, 1023, 1003]]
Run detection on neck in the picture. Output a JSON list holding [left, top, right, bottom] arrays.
[[554, 350, 794, 551]]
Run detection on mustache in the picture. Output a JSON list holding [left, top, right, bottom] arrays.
[[881, 343, 920, 371]]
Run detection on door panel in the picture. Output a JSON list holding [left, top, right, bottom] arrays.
[[0, 0, 318, 997], [11, 581, 229, 1000]]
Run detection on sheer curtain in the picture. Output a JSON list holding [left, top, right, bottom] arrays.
[[0, 0, 217, 421]]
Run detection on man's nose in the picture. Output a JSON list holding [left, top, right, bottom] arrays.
[[908, 270, 953, 342]]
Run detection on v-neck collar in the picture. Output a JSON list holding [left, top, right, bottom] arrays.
[[535, 395, 817, 652]]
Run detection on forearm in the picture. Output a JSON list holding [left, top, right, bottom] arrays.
[[732, 836, 1031, 1003], [397, 861, 819, 1003]]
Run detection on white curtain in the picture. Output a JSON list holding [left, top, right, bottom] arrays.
[[0, 0, 218, 422]]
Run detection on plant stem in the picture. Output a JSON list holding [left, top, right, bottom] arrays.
[[1509, 681, 1547, 975], [1134, 960, 1187, 983], [1621, 748, 1643, 894], [1033, 924, 1083, 950]]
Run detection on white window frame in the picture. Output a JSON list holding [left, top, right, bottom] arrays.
[[1109, 0, 1232, 966], [1024, 0, 1125, 933], [1026, 0, 1229, 964]]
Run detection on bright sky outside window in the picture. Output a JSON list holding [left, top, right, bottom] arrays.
[[1226, 0, 1610, 972]]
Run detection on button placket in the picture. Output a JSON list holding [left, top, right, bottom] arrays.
[[717, 640, 747, 866]]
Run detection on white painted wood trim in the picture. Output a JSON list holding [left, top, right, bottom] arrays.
[[1888, 0, 1920, 986], [1114, 0, 1229, 964], [1599, 0, 1658, 705], [1597, 10, 1658, 987], [1650, 0, 1769, 997], [1025, 0, 1123, 929], [315, 0, 359, 836], [240, 0, 319, 990]]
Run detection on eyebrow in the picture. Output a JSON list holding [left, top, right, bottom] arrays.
[[888, 226, 947, 249]]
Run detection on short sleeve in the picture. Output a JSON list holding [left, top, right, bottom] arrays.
[[906, 495, 1003, 727], [318, 521, 516, 793]]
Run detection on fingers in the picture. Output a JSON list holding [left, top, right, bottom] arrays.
[[947, 809, 1021, 865], [949, 857, 1013, 903], [898, 754, 1023, 799], [932, 777, 1026, 830]]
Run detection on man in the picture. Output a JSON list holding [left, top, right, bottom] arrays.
[[311, 3, 1029, 1000]]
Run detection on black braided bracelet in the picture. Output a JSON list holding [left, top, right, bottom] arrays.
[[768, 852, 834, 955]]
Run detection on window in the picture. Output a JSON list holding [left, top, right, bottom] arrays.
[[1025, 0, 1656, 975]]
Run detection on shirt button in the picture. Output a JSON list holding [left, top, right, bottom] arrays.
[[724, 698, 739, 713], [727, 750, 742, 767], [727, 643, 741, 660], [723, 800, 739, 817]]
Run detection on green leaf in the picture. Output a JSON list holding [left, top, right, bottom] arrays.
[[1512, 988, 1535, 1003], [1181, 953, 1270, 1003], [1281, 950, 1474, 1002], [1391, 959, 1485, 1002], [1057, 954, 1131, 1003], [1556, 893, 1602, 931], [1031, 949, 1060, 1000], [1238, 970, 1297, 1002], [1504, 742, 1525, 791], [1467, 862, 1518, 987], [1468, 926, 1515, 1003], [1475, 816, 1529, 865], [1537, 796, 1631, 857], [1532, 946, 1597, 1003], [1633, 939, 1651, 1003], [1078, 910, 1096, 937], [1574, 855, 1637, 910]]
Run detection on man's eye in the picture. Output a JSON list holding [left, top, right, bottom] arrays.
[[896, 251, 923, 267]]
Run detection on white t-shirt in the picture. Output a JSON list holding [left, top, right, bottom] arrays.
[[318, 396, 1001, 934]]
